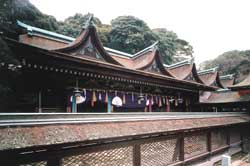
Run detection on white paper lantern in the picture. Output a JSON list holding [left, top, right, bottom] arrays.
[[70, 95, 86, 104], [112, 96, 123, 107]]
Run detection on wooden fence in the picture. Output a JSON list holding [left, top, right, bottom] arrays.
[[1, 124, 249, 166]]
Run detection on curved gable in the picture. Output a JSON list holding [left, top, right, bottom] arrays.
[[229, 75, 250, 90], [221, 79, 235, 88], [191, 64, 205, 84], [136, 50, 174, 77], [198, 69, 224, 89], [53, 21, 121, 66], [168, 62, 193, 80]]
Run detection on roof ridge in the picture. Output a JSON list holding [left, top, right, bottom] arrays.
[[220, 74, 234, 80], [164, 57, 194, 69], [17, 20, 75, 42], [198, 66, 219, 75], [17, 20, 134, 58], [104, 47, 133, 58], [132, 41, 159, 58]]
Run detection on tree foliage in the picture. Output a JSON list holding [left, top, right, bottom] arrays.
[[108, 16, 157, 55], [0, 0, 59, 38], [1, 0, 193, 65], [57, 13, 101, 37], [57, 13, 111, 45], [152, 28, 178, 64], [0, 36, 20, 111]]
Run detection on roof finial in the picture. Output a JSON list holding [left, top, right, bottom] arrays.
[[82, 13, 95, 29], [190, 57, 195, 63]]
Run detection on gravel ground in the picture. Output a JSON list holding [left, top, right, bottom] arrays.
[[231, 153, 250, 166], [214, 152, 250, 166]]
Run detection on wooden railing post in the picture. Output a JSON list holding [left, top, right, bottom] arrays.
[[240, 125, 244, 150], [226, 127, 231, 146], [207, 130, 212, 152], [133, 144, 141, 166], [179, 134, 185, 161], [47, 157, 61, 166]]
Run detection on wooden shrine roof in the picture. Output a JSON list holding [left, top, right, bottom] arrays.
[[198, 67, 225, 89], [220, 74, 235, 88], [6, 20, 219, 91], [164, 58, 204, 84], [229, 75, 250, 90], [53, 22, 121, 65], [200, 90, 250, 104], [5, 37, 215, 92]]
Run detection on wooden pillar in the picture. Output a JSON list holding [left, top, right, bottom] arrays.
[[72, 95, 77, 113], [38, 90, 42, 113], [107, 95, 112, 113], [226, 128, 231, 146], [179, 134, 185, 161], [66, 94, 71, 113], [207, 131, 212, 152], [47, 158, 61, 166]]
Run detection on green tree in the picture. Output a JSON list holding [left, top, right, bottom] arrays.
[[153, 28, 178, 64], [108, 16, 157, 54], [175, 39, 193, 57], [0, 36, 20, 111], [0, 0, 59, 38], [57, 13, 111, 45]]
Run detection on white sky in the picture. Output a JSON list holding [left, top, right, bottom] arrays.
[[30, 0, 250, 65]]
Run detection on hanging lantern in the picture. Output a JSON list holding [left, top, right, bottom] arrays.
[[177, 93, 183, 104], [70, 95, 85, 104], [70, 89, 85, 104], [70, 79, 86, 104], [112, 96, 123, 107], [137, 87, 144, 104], [76, 95, 85, 104]]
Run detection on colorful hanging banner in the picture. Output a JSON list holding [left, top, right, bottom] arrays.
[[98, 91, 102, 100], [122, 93, 126, 104], [132, 92, 134, 102], [105, 91, 108, 103], [158, 96, 162, 107], [175, 97, 178, 106], [91, 90, 96, 107]]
